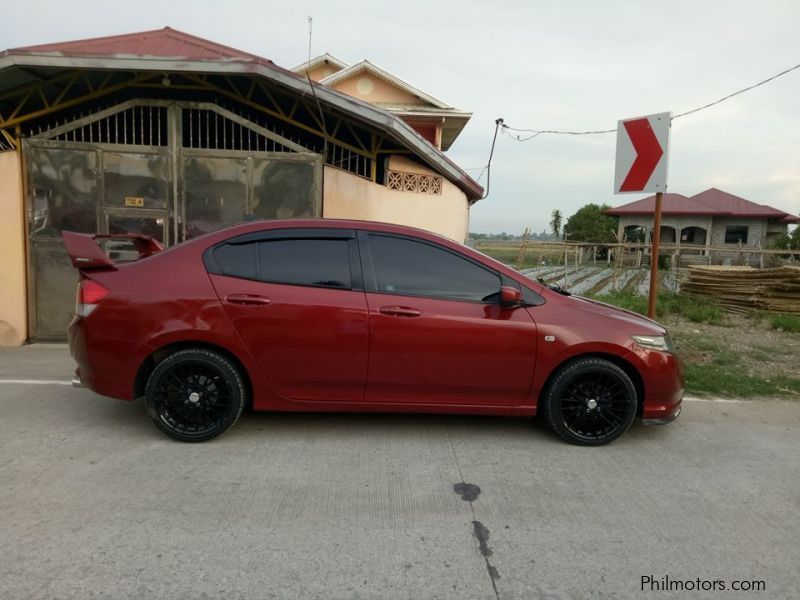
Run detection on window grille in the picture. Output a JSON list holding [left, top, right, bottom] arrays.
[[386, 170, 442, 195]]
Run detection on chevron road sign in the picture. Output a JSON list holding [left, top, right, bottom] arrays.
[[614, 112, 671, 194]]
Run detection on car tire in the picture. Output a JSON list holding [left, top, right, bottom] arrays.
[[542, 357, 637, 446], [144, 348, 246, 443]]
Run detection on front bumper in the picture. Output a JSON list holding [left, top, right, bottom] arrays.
[[71, 372, 85, 388], [642, 402, 682, 425]]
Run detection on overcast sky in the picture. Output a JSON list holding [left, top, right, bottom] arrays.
[[6, 0, 799, 233]]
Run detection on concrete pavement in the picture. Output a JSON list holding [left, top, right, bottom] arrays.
[[1, 345, 798, 599]]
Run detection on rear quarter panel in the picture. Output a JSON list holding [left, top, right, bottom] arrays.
[[74, 243, 275, 404]]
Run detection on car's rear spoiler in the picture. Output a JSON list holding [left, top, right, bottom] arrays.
[[62, 231, 164, 270]]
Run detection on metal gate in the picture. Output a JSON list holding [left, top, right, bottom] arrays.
[[24, 100, 322, 340]]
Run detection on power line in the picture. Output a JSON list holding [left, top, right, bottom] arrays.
[[672, 61, 800, 118], [501, 60, 800, 140], [478, 118, 504, 198]]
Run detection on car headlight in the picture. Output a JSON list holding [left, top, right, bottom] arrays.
[[631, 334, 675, 353]]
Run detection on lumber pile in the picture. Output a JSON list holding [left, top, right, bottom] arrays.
[[683, 265, 800, 314]]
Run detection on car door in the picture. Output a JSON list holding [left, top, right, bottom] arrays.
[[360, 231, 538, 406], [206, 228, 369, 402]]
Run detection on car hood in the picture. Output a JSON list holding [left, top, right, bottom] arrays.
[[568, 295, 667, 335]]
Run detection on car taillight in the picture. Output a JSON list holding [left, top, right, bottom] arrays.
[[76, 279, 110, 317]]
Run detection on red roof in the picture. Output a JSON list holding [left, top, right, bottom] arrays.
[[606, 187, 799, 223], [690, 188, 790, 218], [10, 26, 271, 65]]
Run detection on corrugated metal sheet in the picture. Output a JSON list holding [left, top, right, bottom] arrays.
[[691, 188, 792, 218], [10, 26, 268, 63], [0, 27, 484, 201], [605, 193, 703, 215]]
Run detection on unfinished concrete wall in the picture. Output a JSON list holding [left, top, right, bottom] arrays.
[[322, 155, 470, 242], [0, 150, 27, 346], [710, 218, 766, 248]]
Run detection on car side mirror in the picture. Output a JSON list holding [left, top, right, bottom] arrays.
[[499, 286, 523, 309]]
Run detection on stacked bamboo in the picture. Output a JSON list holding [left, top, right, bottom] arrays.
[[683, 265, 800, 314]]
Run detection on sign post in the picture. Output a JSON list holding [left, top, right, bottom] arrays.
[[614, 112, 671, 318]]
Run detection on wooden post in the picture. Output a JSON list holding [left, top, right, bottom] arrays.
[[648, 192, 664, 319]]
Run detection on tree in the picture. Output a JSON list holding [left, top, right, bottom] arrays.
[[768, 225, 800, 250], [563, 204, 619, 244], [550, 209, 563, 239]]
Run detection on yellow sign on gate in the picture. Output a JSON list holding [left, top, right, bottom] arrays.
[[124, 196, 144, 207]]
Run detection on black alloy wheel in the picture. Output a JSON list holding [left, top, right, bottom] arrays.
[[542, 357, 638, 446], [145, 349, 246, 442]]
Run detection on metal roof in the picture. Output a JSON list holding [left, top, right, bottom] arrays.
[[9, 26, 270, 64], [0, 27, 483, 201], [605, 188, 798, 222]]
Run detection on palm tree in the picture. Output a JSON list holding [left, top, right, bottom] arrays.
[[550, 209, 563, 239]]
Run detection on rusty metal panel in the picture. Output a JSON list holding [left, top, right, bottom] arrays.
[[251, 157, 317, 219], [30, 240, 79, 340], [102, 151, 170, 209], [27, 145, 98, 238], [183, 155, 247, 239]]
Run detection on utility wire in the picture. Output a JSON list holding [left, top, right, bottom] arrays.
[[478, 118, 504, 198], [304, 15, 329, 161], [672, 61, 800, 118], [501, 60, 800, 140]]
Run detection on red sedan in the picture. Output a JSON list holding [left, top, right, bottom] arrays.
[[64, 219, 683, 445]]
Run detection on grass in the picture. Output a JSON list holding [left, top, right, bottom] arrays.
[[683, 363, 800, 397], [587, 290, 724, 325], [768, 313, 800, 333], [475, 244, 567, 270], [675, 332, 800, 397], [590, 289, 800, 397]]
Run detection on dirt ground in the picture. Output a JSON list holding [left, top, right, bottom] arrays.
[[666, 313, 800, 385]]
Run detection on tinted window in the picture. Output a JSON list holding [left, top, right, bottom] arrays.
[[258, 239, 351, 289], [214, 243, 257, 279], [368, 235, 500, 302]]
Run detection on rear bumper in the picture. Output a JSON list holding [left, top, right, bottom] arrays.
[[68, 316, 137, 401]]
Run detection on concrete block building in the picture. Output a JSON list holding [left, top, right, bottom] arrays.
[[605, 188, 798, 255]]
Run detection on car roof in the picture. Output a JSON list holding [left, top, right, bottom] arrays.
[[206, 218, 455, 245]]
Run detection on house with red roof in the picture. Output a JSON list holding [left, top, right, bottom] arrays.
[[605, 188, 798, 253]]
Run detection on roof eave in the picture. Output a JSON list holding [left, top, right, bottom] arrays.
[[291, 53, 349, 73], [0, 53, 483, 200], [320, 60, 452, 110]]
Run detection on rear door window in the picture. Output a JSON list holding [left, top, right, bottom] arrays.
[[211, 238, 353, 289], [213, 242, 257, 279]]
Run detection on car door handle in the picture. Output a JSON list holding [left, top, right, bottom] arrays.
[[225, 294, 271, 306], [379, 305, 421, 317]]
